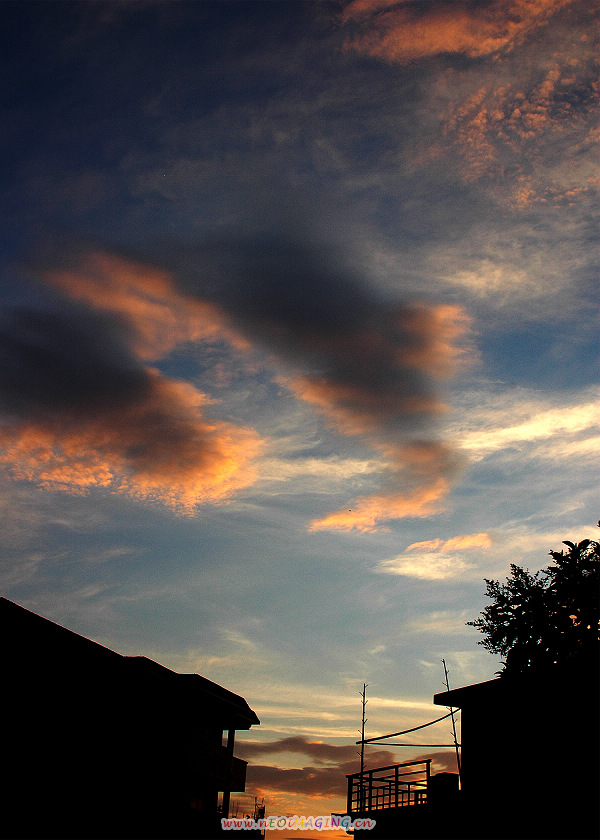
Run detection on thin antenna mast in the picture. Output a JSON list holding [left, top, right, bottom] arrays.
[[359, 683, 368, 776], [441, 659, 461, 784], [358, 683, 368, 810]]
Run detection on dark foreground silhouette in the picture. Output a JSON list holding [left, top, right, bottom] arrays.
[[345, 661, 599, 839], [1, 597, 260, 839]]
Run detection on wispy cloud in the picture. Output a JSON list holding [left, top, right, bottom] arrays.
[[378, 531, 492, 579], [451, 387, 600, 462], [406, 533, 492, 552], [407, 609, 474, 635], [437, 45, 599, 206], [343, 0, 599, 271], [379, 551, 475, 581], [43, 250, 245, 359], [309, 475, 451, 533], [238, 734, 458, 804]]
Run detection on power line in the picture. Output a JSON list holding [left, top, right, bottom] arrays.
[[371, 742, 460, 747], [357, 710, 457, 745]]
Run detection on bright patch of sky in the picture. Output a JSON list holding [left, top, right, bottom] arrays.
[[0, 0, 597, 827]]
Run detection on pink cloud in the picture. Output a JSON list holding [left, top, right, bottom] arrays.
[[0, 371, 262, 513], [343, 0, 575, 63]]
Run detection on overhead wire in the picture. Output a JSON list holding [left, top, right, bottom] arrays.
[[357, 710, 459, 745], [371, 743, 460, 747]]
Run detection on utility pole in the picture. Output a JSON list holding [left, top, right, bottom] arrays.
[[358, 683, 368, 810], [441, 659, 461, 785]]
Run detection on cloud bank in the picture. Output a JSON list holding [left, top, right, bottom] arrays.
[[239, 736, 397, 798], [238, 735, 459, 799], [0, 236, 471, 526]]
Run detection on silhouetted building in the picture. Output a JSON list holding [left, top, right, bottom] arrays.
[[346, 662, 598, 839], [432, 662, 599, 840], [1, 597, 260, 839]]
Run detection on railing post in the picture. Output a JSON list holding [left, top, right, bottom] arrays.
[[394, 765, 399, 808], [368, 770, 373, 813]]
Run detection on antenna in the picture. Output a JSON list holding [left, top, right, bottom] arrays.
[[441, 659, 461, 784], [358, 683, 368, 811], [359, 683, 368, 775]]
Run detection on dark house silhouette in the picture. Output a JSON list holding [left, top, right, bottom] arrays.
[[346, 662, 598, 839], [432, 662, 599, 840], [1, 597, 260, 839]]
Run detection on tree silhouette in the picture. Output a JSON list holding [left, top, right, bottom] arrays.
[[467, 531, 600, 675]]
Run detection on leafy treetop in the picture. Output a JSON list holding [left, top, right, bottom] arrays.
[[467, 533, 600, 675]]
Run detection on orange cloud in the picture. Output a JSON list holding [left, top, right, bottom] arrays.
[[393, 304, 472, 379], [343, 0, 575, 63], [417, 9, 600, 203], [287, 375, 446, 437], [283, 303, 470, 437], [4, 244, 471, 525], [0, 254, 263, 512], [0, 372, 262, 513], [308, 428, 464, 532], [309, 476, 449, 533], [44, 250, 246, 360], [443, 532, 492, 550], [344, 1, 599, 208]]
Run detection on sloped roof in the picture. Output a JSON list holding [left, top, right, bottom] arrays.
[[433, 659, 598, 710], [0, 596, 259, 728], [433, 678, 503, 709]]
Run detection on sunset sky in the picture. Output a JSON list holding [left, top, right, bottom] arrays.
[[1, 0, 598, 831]]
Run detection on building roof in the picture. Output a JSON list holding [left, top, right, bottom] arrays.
[[433, 678, 505, 709], [433, 659, 599, 710], [0, 596, 259, 728]]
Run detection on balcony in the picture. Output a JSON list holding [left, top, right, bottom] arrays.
[[346, 760, 431, 814], [188, 738, 248, 791]]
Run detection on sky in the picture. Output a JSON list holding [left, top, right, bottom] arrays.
[[1, 0, 598, 832]]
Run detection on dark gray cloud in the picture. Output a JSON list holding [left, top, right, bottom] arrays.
[[237, 735, 385, 764], [0, 279, 261, 509], [238, 735, 397, 798], [9, 231, 468, 528], [154, 230, 470, 528], [0, 298, 146, 419], [165, 229, 471, 440], [238, 735, 457, 798]]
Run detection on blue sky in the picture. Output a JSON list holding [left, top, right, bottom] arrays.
[[1, 0, 598, 827]]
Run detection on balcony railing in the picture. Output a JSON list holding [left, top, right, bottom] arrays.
[[347, 760, 431, 814]]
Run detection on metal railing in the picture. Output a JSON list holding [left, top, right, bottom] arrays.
[[347, 760, 431, 814]]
